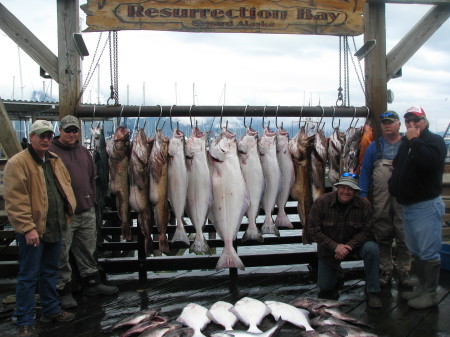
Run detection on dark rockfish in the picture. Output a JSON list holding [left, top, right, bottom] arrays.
[[310, 315, 357, 329], [289, 296, 347, 311], [129, 128, 153, 255], [106, 125, 131, 240], [307, 325, 378, 337], [238, 126, 264, 242], [312, 307, 373, 329], [168, 128, 189, 245], [162, 327, 195, 337], [119, 315, 169, 337], [311, 129, 328, 201], [341, 126, 363, 174], [289, 126, 314, 244], [149, 129, 170, 253], [327, 127, 346, 186], [209, 128, 250, 271], [103, 307, 161, 332], [138, 323, 183, 337]]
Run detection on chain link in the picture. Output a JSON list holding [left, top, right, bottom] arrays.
[[108, 31, 120, 106]]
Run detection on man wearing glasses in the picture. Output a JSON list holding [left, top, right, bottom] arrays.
[[307, 173, 382, 308], [389, 106, 446, 309], [50, 115, 118, 310], [359, 111, 412, 289], [4, 120, 77, 335]]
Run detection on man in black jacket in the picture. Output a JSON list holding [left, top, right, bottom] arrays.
[[389, 106, 446, 309], [50, 115, 118, 309]]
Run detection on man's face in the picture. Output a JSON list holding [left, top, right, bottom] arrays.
[[59, 127, 79, 147], [337, 185, 356, 204], [30, 131, 54, 155], [404, 114, 427, 132], [381, 119, 401, 137]]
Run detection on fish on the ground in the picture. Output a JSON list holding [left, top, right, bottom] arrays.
[[185, 127, 213, 254], [119, 315, 169, 337], [129, 128, 153, 255], [289, 297, 347, 311], [206, 301, 238, 330], [264, 300, 313, 331], [312, 308, 373, 329], [275, 126, 295, 229], [356, 123, 373, 175], [168, 128, 190, 245], [102, 307, 161, 332], [238, 126, 265, 242], [341, 126, 363, 174], [301, 325, 378, 337], [229, 297, 271, 333], [310, 315, 356, 329], [209, 128, 249, 271], [258, 126, 281, 237], [176, 303, 211, 337], [162, 327, 195, 337], [138, 323, 183, 337], [106, 125, 131, 240], [327, 127, 346, 186], [311, 129, 328, 201], [149, 129, 170, 253], [289, 126, 314, 244], [211, 319, 285, 337]]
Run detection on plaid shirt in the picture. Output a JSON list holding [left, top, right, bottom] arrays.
[[307, 191, 375, 269]]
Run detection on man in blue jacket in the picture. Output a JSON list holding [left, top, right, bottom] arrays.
[[359, 111, 411, 288], [389, 106, 446, 309]]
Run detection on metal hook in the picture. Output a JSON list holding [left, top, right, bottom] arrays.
[[262, 105, 267, 129], [135, 106, 142, 131], [118, 105, 124, 126], [331, 106, 341, 129], [219, 105, 224, 129], [155, 105, 163, 131], [275, 105, 280, 128], [349, 106, 357, 128], [318, 106, 325, 127], [189, 105, 195, 129], [91, 105, 96, 129], [243, 105, 249, 128], [298, 106, 304, 129], [169, 105, 176, 131]]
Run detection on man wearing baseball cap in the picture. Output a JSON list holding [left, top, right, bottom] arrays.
[[389, 106, 446, 309], [307, 173, 382, 308], [4, 120, 77, 335], [359, 111, 412, 289]]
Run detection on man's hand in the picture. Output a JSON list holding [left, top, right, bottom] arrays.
[[25, 229, 40, 247], [405, 125, 420, 140], [335, 244, 352, 260]]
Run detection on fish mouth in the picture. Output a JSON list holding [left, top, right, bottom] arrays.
[[114, 126, 130, 141], [246, 127, 258, 136], [277, 127, 289, 136], [174, 129, 185, 138], [192, 127, 205, 138], [264, 126, 276, 137], [224, 128, 235, 139]]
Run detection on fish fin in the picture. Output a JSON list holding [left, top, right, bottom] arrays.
[[122, 222, 132, 241], [274, 212, 294, 228], [190, 234, 212, 255], [242, 227, 264, 242], [158, 234, 170, 253], [216, 249, 245, 271], [247, 325, 263, 334], [261, 217, 280, 237], [171, 227, 190, 246]]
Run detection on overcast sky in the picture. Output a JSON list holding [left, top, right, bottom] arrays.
[[0, 1, 449, 133]]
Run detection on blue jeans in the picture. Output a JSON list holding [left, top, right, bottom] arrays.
[[318, 241, 381, 293], [15, 234, 61, 326], [402, 196, 445, 261]]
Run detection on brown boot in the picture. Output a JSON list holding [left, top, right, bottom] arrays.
[[397, 271, 413, 289], [379, 271, 392, 287]]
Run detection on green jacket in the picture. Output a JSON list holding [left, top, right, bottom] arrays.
[[4, 148, 76, 237]]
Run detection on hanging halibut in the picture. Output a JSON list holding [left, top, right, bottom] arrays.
[[129, 128, 153, 255], [149, 129, 170, 253], [238, 126, 264, 242], [258, 126, 281, 237], [275, 126, 295, 229], [311, 129, 328, 201], [209, 128, 249, 271], [289, 126, 314, 244], [168, 128, 190, 246], [327, 127, 346, 186], [106, 125, 131, 240], [341, 126, 363, 174], [185, 127, 213, 254]]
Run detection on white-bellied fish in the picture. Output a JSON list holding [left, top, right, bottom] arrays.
[[119, 315, 169, 337], [258, 126, 281, 237], [211, 319, 285, 337], [176, 303, 211, 337], [229, 297, 271, 333], [185, 127, 213, 254], [209, 128, 249, 271], [264, 300, 313, 331], [207, 301, 238, 330], [327, 127, 346, 186], [238, 126, 264, 242], [168, 128, 189, 245], [102, 307, 161, 332]]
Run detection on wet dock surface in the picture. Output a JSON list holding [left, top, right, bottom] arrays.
[[1, 264, 450, 337]]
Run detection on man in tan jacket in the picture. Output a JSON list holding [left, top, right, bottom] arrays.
[[4, 120, 77, 336]]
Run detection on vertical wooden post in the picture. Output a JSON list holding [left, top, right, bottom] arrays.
[[57, 0, 81, 120], [364, 3, 387, 139], [0, 98, 22, 158]]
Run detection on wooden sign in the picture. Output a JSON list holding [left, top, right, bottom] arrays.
[[82, 0, 365, 36]]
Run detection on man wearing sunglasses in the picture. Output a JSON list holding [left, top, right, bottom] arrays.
[[50, 115, 118, 310], [359, 111, 412, 289], [307, 173, 382, 308], [4, 120, 77, 335], [389, 106, 446, 309]]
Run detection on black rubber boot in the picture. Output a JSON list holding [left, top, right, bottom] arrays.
[[82, 273, 118, 297]]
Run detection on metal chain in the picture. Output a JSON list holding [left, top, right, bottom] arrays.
[[107, 31, 119, 106], [336, 36, 343, 106], [113, 31, 119, 105], [344, 36, 349, 106], [351, 37, 367, 100]]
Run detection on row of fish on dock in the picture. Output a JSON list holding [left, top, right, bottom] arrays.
[[91, 119, 373, 271], [102, 296, 378, 337]]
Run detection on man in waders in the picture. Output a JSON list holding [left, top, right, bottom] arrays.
[[359, 111, 412, 289]]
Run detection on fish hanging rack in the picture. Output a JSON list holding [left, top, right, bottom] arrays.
[[76, 105, 369, 119]]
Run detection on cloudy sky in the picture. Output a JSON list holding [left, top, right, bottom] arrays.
[[0, 1, 449, 133]]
